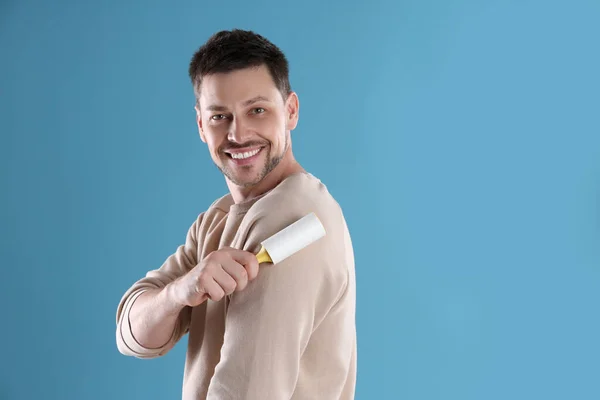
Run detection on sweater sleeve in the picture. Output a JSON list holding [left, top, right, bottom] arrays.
[[205, 209, 348, 399], [115, 213, 203, 358]]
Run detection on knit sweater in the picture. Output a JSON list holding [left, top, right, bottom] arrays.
[[116, 172, 357, 399]]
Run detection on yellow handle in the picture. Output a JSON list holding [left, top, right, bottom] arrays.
[[255, 246, 273, 264]]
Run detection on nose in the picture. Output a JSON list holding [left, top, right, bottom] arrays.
[[227, 116, 251, 144]]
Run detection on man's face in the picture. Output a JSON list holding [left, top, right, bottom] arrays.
[[196, 65, 298, 188]]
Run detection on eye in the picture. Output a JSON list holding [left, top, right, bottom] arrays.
[[251, 107, 265, 114], [210, 114, 227, 121]]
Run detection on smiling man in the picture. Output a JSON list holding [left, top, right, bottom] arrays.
[[116, 30, 357, 400]]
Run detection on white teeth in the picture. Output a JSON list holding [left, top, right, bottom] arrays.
[[231, 148, 260, 159]]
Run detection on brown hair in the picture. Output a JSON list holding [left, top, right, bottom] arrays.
[[188, 29, 292, 105]]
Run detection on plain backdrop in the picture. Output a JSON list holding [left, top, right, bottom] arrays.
[[1, 0, 599, 399]]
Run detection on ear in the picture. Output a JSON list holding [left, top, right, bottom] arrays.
[[195, 105, 206, 143], [285, 92, 299, 131]]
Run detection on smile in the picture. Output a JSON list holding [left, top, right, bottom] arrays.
[[224, 146, 265, 165], [230, 148, 261, 159]]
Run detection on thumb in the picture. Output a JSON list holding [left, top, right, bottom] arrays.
[[194, 283, 210, 302]]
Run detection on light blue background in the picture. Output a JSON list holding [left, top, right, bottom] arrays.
[[1, 0, 599, 399]]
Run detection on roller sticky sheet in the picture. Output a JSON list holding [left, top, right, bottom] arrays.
[[256, 212, 326, 264]]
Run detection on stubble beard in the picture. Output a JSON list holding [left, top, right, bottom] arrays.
[[217, 136, 288, 188]]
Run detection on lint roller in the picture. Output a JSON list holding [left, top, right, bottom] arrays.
[[255, 212, 326, 264]]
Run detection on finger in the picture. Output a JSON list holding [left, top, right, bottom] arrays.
[[226, 248, 257, 265], [194, 289, 209, 304], [220, 258, 249, 291], [226, 249, 260, 281], [212, 265, 239, 295], [245, 256, 259, 281], [201, 277, 226, 301], [193, 278, 209, 302]]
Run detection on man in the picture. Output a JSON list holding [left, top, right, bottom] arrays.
[[115, 29, 357, 400]]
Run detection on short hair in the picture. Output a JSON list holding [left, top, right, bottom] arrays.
[[188, 29, 292, 105]]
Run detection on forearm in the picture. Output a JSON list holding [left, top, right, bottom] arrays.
[[116, 213, 203, 357], [127, 282, 185, 350]]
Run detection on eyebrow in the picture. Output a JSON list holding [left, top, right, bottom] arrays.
[[242, 95, 271, 106], [205, 95, 272, 112]]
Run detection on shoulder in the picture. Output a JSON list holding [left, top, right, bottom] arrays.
[[247, 173, 344, 242], [185, 193, 234, 243], [239, 172, 354, 308], [244, 172, 353, 272], [255, 172, 342, 220], [200, 192, 234, 225]]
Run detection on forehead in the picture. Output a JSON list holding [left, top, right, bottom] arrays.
[[199, 65, 281, 109]]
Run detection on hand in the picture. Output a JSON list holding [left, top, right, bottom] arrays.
[[171, 247, 259, 307]]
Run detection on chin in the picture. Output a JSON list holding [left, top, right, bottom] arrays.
[[217, 150, 282, 188], [235, 170, 268, 187], [219, 165, 264, 188]]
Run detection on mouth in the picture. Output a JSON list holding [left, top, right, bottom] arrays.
[[223, 146, 265, 165]]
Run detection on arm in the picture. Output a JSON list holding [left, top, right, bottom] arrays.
[[122, 283, 188, 350], [205, 213, 348, 399], [115, 214, 202, 358], [116, 213, 260, 359]]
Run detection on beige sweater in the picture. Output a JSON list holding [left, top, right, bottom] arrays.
[[115, 172, 357, 399]]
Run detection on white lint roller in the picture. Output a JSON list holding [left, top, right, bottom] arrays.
[[255, 212, 326, 264]]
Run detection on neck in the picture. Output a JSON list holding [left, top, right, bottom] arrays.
[[226, 150, 304, 204]]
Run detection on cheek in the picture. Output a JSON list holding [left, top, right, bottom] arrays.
[[256, 115, 286, 138], [204, 132, 223, 155]]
